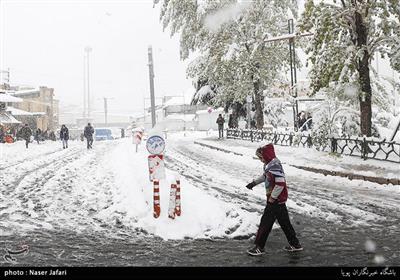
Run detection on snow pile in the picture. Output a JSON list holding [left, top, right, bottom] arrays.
[[96, 139, 258, 240]]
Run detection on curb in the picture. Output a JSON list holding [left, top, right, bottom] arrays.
[[194, 141, 244, 156], [290, 165, 400, 186], [194, 141, 399, 186]]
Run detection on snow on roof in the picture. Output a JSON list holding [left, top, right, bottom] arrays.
[[6, 106, 34, 116], [0, 93, 23, 103], [165, 114, 196, 122], [164, 96, 186, 107], [0, 112, 21, 124], [163, 87, 196, 107], [196, 107, 224, 114], [9, 88, 40, 96]]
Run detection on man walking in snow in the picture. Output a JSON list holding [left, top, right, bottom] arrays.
[[35, 128, 42, 144], [84, 123, 94, 149], [60, 124, 69, 149], [216, 114, 225, 139], [245, 143, 303, 256], [20, 124, 32, 149]]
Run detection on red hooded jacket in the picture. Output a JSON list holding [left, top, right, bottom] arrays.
[[257, 144, 288, 204]]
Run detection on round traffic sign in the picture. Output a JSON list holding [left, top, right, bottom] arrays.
[[146, 135, 165, 154]]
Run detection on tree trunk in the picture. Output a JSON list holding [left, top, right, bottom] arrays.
[[355, 11, 372, 137], [229, 102, 240, 128], [252, 77, 264, 129]]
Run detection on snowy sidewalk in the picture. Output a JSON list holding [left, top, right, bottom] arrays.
[[194, 136, 400, 186]]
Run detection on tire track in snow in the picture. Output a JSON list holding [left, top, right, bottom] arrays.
[[0, 147, 66, 171], [19, 142, 134, 236], [165, 149, 265, 212], [0, 146, 82, 195], [0, 147, 88, 231], [0, 144, 117, 233]]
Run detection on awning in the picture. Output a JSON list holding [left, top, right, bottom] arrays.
[[0, 93, 23, 103], [6, 106, 34, 116], [0, 112, 22, 124]]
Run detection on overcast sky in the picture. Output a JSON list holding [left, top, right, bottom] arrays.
[[0, 0, 193, 115]]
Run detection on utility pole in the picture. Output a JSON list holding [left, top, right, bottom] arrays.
[[104, 97, 108, 125], [83, 53, 86, 118], [288, 19, 299, 131], [85, 46, 92, 120], [102, 97, 114, 125], [262, 22, 312, 131], [182, 92, 186, 131], [147, 45, 156, 128]]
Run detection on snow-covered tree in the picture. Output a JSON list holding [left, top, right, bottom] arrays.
[[157, 0, 298, 129], [299, 0, 400, 137], [264, 99, 289, 128]]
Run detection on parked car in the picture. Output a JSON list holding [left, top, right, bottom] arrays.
[[95, 128, 114, 141]]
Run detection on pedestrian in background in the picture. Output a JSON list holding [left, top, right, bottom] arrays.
[[245, 143, 303, 256], [84, 123, 94, 149], [0, 125, 5, 143], [35, 128, 42, 144], [216, 114, 225, 139], [60, 124, 69, 149], [20, 124, 32, 149], [48, 131, 56, 141]]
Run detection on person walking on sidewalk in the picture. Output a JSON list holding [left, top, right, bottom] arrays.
[[245, 143, 303, 256], [20, 124, 32, 149], [84, 123, 94, 149], [60, 124, 69, 149], [216, 114, 225, 139]]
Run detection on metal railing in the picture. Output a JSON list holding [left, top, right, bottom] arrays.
[[226, 129, 400, 163]]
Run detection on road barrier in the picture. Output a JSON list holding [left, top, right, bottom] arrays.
[[133, 130, 143, 152], [168, 183, 177, 219], [153, 179, 160, 218], [175, 179, 181, 216], [227, 128, 400, 163], [168, 179, 182, 219]]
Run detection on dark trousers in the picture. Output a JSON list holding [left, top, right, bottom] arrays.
[[218, 126, 224, 138], [255, 202, 300, 249], [25, 138, 30, 148], [86, 137, 93, 149], [62, 139, 68, 148]]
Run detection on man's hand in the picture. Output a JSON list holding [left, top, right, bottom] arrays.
[[245, 181, 256, 190], [268, 197, 276, 204]]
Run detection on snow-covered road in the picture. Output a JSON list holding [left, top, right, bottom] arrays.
[[167, 134, 399, 229], [0, 133, 399, 266]]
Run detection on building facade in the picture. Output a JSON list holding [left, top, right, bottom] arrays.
[[12, 86, 59, 131]]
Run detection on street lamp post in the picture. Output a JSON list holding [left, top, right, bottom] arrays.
[[263, 21, 313, 131]]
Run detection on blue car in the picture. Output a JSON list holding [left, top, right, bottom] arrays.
[[95, 128, 114, 141]]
